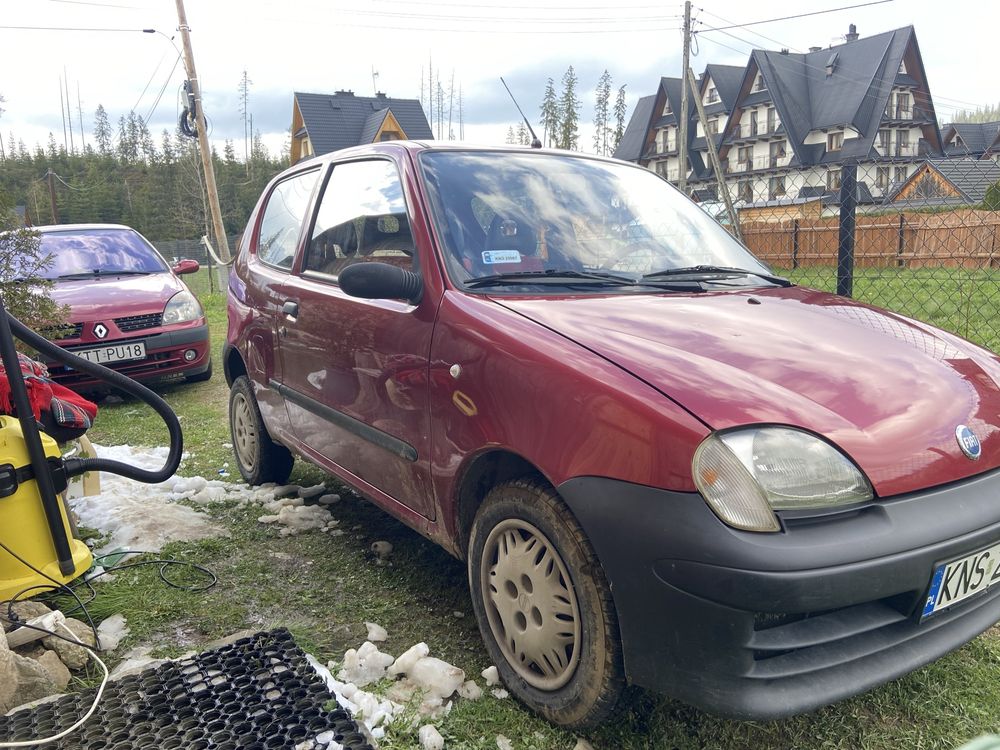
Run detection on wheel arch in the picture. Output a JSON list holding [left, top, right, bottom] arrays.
[[223, 342, 247, 387]]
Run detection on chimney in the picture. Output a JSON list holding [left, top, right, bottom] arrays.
[[375, 91, 387, 99], [334, 89, 354, 96], [780, 48, 789, 55], [809, 46, 822, 52], [846, 23, 859, 42]]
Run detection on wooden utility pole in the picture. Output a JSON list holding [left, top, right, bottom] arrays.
[[686, 67, 741, 241], [46, 169, 60, 224], [677, 0, 692, 194], [175, 0, 231, 263]]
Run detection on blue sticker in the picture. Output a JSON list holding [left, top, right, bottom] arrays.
[[482, 250, 522, 264], [923, 564, 946, 617]]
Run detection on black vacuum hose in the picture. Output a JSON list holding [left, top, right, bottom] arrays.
[[6, 313, 183, 483]]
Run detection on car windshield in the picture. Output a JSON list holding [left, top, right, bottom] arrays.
[[34, 228, 168, 279], [419, 150, 773, 291]]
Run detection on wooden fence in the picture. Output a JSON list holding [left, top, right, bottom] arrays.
[[741, 210, 1000, 269]]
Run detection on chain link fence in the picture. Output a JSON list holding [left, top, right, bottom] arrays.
[[151, 234, 240, 298], [696, 157, 1000, 353]]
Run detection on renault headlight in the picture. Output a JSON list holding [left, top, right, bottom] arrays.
[[163, 290, 203, 324], [692, 427, 873, 532]]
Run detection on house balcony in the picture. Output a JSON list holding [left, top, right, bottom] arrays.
[[643, 142, 678, 159], [727, 121, 784, 144], [730, 154, 791, 173], [881, 106, 935, 126]]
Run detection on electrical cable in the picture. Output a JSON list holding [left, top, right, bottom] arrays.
[[693, 0, 895, 33], [0, 622, 109, 749]]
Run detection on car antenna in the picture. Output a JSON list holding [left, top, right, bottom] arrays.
[[500, 77, 542, 149]]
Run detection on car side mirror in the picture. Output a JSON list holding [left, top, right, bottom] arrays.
[[172, 258, 200, 275], [339, 262, 423, 304]]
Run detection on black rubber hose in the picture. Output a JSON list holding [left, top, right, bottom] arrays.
[[6, 312, 183, 483]]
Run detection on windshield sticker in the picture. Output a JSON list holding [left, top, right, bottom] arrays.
[[482, 250, 522, 264]]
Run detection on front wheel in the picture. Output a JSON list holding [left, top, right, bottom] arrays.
[[228, 375, 293, 485], [468, 479, 626, 729]]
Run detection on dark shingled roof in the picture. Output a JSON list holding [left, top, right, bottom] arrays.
[[942, 121, 1000, 157], [927, 158, 1000, 203], [294, 91, 432, 155], [614, 94, 657, 161], [704, 64, 745, 111]]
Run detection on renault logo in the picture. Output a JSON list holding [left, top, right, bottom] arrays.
[[956, 425, 982, 460], [93, 322, 108, 339]]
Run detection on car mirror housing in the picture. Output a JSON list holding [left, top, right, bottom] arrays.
[[171, 258, 200, 275], [339, 262, 423, 304]]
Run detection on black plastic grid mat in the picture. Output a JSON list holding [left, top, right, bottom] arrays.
[[0, 628, 375, 749]]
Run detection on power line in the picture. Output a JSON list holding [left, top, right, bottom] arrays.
[[694, 0, 895, 33], [332, 6, 682, 23], [372, 0, 683, 7], [143, 54, 182, 126], [0, 24, 151, 32]]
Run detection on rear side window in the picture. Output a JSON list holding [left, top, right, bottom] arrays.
[[257, 170, 319, 269], [305, 160, 415, 277]]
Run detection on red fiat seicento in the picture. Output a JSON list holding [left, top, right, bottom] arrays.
[[224, 143, 1000, 728]]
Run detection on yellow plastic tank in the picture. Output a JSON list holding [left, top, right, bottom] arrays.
[[0, 416, 92, 601]]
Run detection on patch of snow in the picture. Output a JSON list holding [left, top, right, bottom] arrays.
[[496, 735, 514, 750], [491, 689, 509, 700], [573, 739, 596, 750], [388, 642, 429, 678], [418, 725, 445, 750], [481, 665, 500, 686], [96, 614, 129, 651], [370, 541, 393, 561], [457, 680, 482, 700], [337, 641, 395, 687], [365, 622, 388, 642]]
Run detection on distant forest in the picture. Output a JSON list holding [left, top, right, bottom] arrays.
[[0, 106, 287, 242]]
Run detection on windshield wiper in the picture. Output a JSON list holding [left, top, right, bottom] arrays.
[[642, 265, 792, 287], [57, 269, 150, 279], [465, 269, 639, 288]]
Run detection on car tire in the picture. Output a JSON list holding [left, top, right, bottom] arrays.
[[186, 360, 213, 383], [468, 478, 626, 729], [228, 375, 294, 485]]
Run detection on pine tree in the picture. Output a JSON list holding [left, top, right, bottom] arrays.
[[505, 126, 517, 145], [516, 122, 529, 146], [593, 70, 613, 155], [613, 84, 628, 152], [540, 78, 559, 148], [93, 105, 113, 156], [558, 66, 581, 150]]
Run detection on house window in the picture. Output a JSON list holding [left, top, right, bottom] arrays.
[[766, 107, 777, 132], [769, 140, 786, 167], [897, 129, 910, 156], [894, 166, 908, 183], [753, 74, 766, 92], [707, 118, 719, 136], [663, 100, 672, 115], [738, 180, 753, 202], [768, 176, 786, 200], [827, 170, 842, 191], [878, 129, 891, 153], [877, 166, 890, 189], [379, 131, 401, 142], [896, 93, 911, 119], [750, 111, 759, 136], [827, 132, 844, 152], [737, 145, 753, 165], [707, 87, 719, 104]]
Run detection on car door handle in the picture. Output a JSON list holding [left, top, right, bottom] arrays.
[[282, 301, 299, 319]]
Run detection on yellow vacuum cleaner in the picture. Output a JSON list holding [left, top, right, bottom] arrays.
[[0, 294, 183, 603]]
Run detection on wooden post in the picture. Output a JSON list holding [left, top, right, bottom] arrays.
[[46, 168, 60, 224], [175, 0, 231, 263], [896, 213, 906, 268], [677, 0, 691, 194], [792, 218, 800, 269]]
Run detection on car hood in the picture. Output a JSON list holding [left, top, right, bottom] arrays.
[[495, 286, 1000, 497], [50, 273, 183, 319]]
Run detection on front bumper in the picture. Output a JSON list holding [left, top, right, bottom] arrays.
[[557, 470, 1000, 720], [45, 324, 211, 388]]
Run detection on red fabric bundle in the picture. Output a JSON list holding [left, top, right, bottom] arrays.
[[0, 352, 98, 441]]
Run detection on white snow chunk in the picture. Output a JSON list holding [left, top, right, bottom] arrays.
[[491, 688, 509, 699], [389, 642, 429, 677], [410, 657, 465, 701], [573, 739, 596, 750], [371, 540, 393, 560], [418, 725, 445, 750], [452, 611, 464, 618], [365, 622, 388, 642], [259, 504, 335, 536], [481, 665, 500, 686], [96, 614, 129, 651], [294, 741, 315, 750], [318, 493, 341, 505], [457, 680, 483, 700], [272, 484, 301, 498], [336, 641, 395, 687], [496, 735, 514, 750], [298, 484, 327, 499]]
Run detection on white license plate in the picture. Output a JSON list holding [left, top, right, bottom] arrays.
[[922, 540, 1000, 618], [76, 341, 146, 364]]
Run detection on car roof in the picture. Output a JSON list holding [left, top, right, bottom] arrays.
[[32, 223, 140, 233]]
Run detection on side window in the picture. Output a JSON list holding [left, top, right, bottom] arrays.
[[305, 160, 415, 277], [257, 170, 319, 269]]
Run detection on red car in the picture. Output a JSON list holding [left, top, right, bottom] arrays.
[[34, 224, 212, 390], [225, 143, 1000, 728]]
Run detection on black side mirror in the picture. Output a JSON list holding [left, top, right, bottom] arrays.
[[339, 262, 422, 304]]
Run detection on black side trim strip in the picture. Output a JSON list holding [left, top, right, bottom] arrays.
[[268, 379, 417, 462]]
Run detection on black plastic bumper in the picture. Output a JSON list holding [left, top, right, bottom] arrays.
[[557, 470, 1000, 720]]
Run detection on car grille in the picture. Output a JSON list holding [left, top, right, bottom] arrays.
[[745, 587, 1000, 679], [42, 322, 84, 339], [114, 313, 163, 332]]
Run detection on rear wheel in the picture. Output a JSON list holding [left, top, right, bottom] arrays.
[[468, 478, 626, 729], [229, 375, 293, 485]]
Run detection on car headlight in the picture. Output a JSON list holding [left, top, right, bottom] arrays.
[[692, 427, 873, 532], [162, 290, 203, 325]]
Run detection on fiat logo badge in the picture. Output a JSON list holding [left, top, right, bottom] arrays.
[[956, 425, 982, 460]]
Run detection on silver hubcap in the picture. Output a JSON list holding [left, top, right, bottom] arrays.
[[231, 392, 259, 473], [480, 519, 581, 691]]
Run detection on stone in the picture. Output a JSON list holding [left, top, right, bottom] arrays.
[[33, 650, 71, 691], [8, 653, 58, 709], [42, 618, 95, 670], [0, 630, 18, 714], [2, 601, 52, 632]]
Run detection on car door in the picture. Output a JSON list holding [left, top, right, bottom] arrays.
[[275, 157, 437, 519]]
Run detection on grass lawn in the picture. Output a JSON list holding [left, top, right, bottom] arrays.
[[72, 281, 1000, 750]]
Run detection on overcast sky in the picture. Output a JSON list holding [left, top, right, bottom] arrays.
[[0, 0, 996, 160]]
